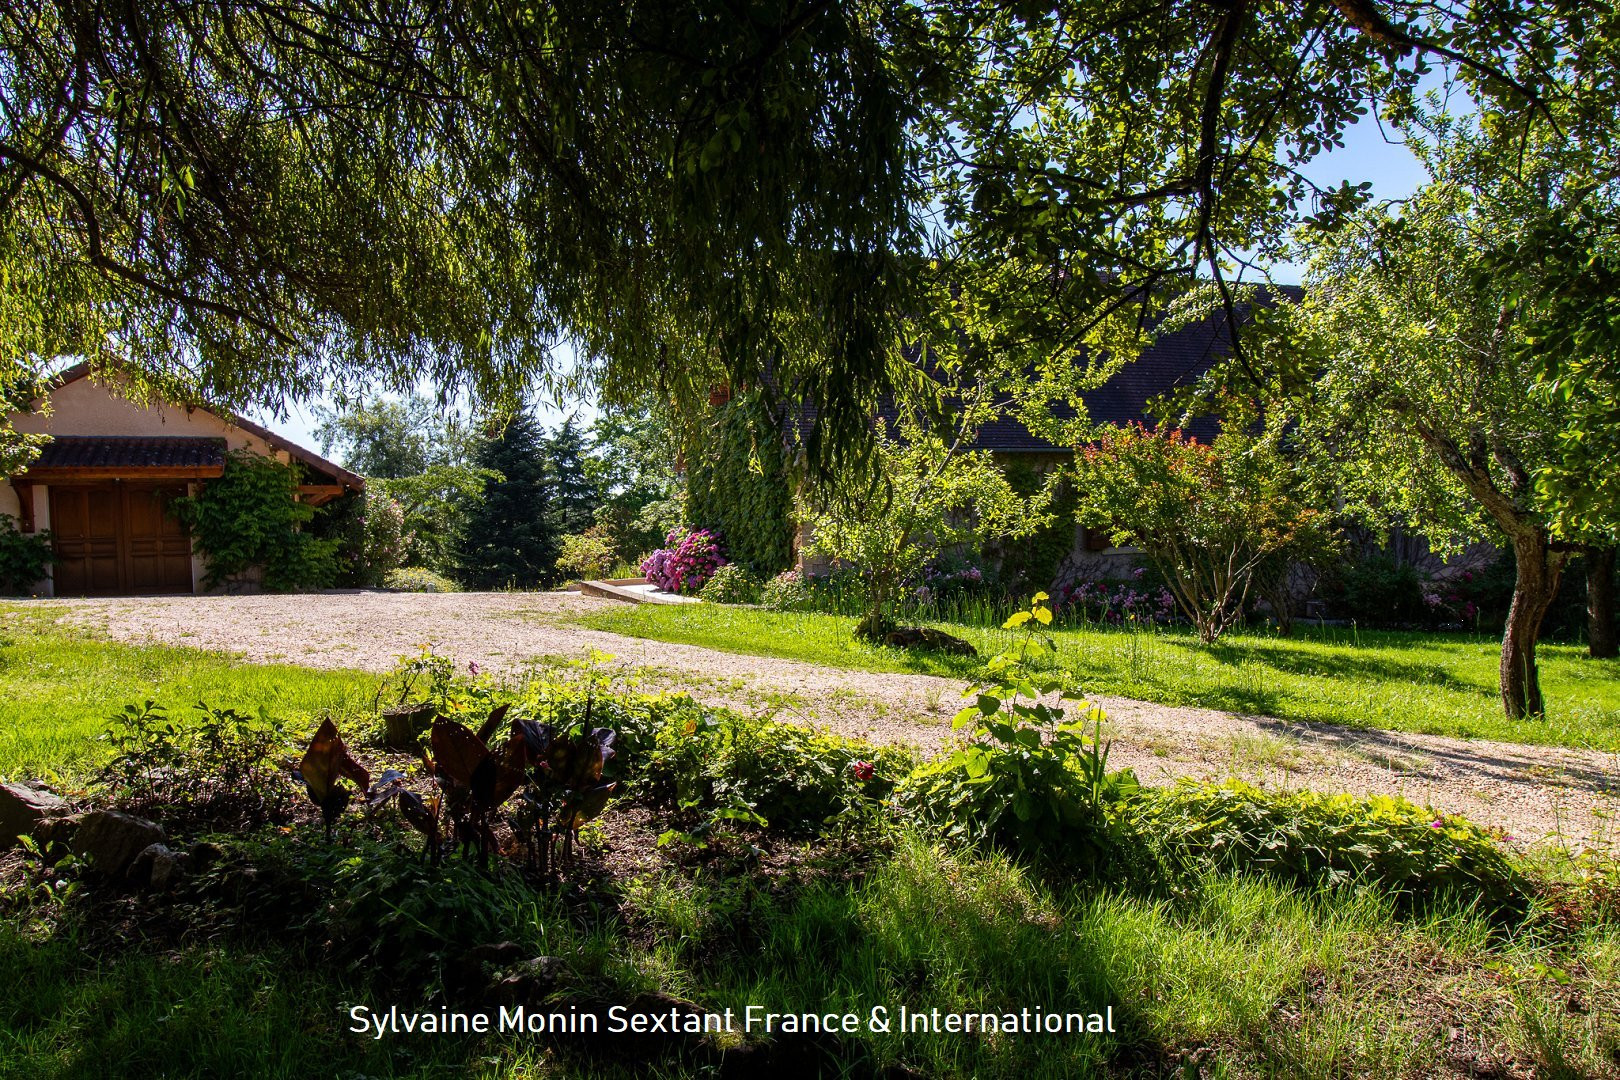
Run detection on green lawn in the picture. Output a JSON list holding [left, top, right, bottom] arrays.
[[572, 603, 1620, 751], [0, 606, 380, 780], [5, 837, 1616, 1079], [0, 606, 1615, 1077]]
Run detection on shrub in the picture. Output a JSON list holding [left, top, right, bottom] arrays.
[[99, 700, 298, 831], [354, 492, 410, 586], [556, 526, 617, 580], [683, 389, 796, 574], [1127, 779, 1530, 916], [698, 564, 761, 604], [384, 567, 461, 592], [802, 416, 1042, 639], [637, 705, 910, 838], [171, 449, 340, 591], [760, 568, 812, 611], [896, 595, 1139, 869], [0, 519, 52, 594], [640, 528, 726, 594], [1324, 555, 1432, 627], [1071, 424, 1336, 643], [511, 673, 908, 838]]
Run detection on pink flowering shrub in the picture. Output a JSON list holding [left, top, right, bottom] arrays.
[[641, 528, 727, 594]]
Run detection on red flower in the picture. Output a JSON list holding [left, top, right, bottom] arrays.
[[851, 760, 875, 783]]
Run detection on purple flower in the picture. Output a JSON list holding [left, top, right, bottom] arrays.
[[468, 661, 481, 676]]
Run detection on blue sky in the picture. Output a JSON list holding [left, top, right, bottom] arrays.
[[253, 114, 1430, 451]]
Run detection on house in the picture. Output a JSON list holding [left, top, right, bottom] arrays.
[[778, 295, 1272, 586], [2, 363, 363, 596]]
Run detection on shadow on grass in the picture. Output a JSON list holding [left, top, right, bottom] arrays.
[[1184, 637, 1492, 699], [1249, 715, 1620, 799]]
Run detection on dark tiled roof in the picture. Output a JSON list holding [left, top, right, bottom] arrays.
[[784, 286, 1299, 452], [30, 436, 227, 471], [970, 307, 1234, 450]]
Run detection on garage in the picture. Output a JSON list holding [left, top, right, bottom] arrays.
[[13, 435, 226, 597], [4, 365, 365, 596], [49, 484, 195, 596]]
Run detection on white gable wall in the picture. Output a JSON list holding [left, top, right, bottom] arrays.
[[10, 375, 285, 457], [5, 375, 293, 595]]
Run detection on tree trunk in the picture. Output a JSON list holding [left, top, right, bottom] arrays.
[[1590, 547, 1618, 660], [1500, 531, 1565, 719]]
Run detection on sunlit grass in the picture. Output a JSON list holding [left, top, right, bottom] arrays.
[[0, 605, 380, 781], [573, 603, 1620, 751]]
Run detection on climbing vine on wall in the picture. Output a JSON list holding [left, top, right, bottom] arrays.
[[991, 460, 1078, 594], [684, 390, 795, 574], [172, 449, 339, 591]]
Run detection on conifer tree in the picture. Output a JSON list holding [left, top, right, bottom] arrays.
[[453, 414, 556, 589]]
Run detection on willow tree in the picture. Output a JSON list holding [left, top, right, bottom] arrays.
[[0, 0, 926, 475]]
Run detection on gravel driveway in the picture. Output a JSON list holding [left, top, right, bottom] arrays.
[[43, 590, 1620, 852]]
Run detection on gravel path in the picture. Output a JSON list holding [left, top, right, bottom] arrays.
[[42, 590, 1620, 853]]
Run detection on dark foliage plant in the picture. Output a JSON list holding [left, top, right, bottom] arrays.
[[0, 518, 52, 594], [298, 718, 371, 838], [684, 391, 795, 575]]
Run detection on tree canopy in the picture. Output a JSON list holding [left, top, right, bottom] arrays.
[[7, 0, 1616, 475], [1254, 116, 1618, 717], [907, 0, 1620, 443], [1, 0, 923, 474]]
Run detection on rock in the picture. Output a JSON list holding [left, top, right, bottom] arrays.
[[0, 781, 69, 848], [31, 813, 82, 857], [492, 956, 564, 1005], [187, 840, 224, 870], [883, 626, 979, 656], [467, 941, 526, 967], [516, 955, 564, 982], [71, 811, 166, 876], [130, 842, 186, 890]]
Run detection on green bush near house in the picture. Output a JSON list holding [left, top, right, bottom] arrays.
[[760, 567, 814, 611], [684, 390, 795, 575], [993, 460, 1079, 594], [555, 526, 618, 579], [0, 517, 52, 594], [697, 563, 762, 604], [171, 449, 340, 591], [382, 566, 461, 592]]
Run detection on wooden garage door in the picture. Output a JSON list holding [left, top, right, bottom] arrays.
[[51, 485, 192, 595]]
